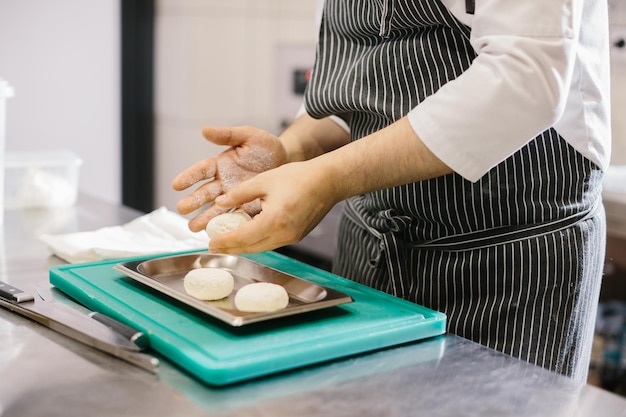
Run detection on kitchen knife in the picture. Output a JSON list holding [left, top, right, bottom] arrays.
[[36, 286, 149, 351], [0, 280, 159, 373]]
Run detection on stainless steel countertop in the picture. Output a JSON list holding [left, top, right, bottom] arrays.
[[1, 194, 625, 417]]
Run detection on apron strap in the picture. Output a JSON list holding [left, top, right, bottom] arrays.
[[407, 201, 601, 251], [344, 199, 412, 297], [344, 197, 601, 297]]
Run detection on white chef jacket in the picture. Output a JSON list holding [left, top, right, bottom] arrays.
[[414, 0, 612, 181], [310, 0, 612, 183]]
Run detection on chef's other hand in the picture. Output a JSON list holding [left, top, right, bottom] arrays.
[[172, 126, 287, 232], [208, 161, 336, 254]]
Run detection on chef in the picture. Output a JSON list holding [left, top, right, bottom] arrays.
[[173, 0, 611, 383]]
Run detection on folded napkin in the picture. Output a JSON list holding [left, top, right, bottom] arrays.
[[40, 207, 208, 263]]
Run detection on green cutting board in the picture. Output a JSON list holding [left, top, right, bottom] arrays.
[[49, 250, 446, 386]]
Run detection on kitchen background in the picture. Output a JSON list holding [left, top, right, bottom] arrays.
[[154, 0, 321, 211], [2, 0, 626, 391], [1, 0, 625, 207], [0, 0, 121, 205]]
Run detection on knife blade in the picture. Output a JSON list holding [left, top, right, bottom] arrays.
[[35, 286, 149, 351], [0, 280, 159, 373]]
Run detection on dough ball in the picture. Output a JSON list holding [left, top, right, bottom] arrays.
[[183, 268, 234, 300], [234, 282, 290, 312], [205, 211, 252, 238]]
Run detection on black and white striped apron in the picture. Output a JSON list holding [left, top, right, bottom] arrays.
[[304, 0, 606, 382]]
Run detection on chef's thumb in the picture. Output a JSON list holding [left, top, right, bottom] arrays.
[[202, 126, 253, 147]]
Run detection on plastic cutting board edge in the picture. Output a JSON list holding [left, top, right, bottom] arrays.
[[49, 250, 446, 386]]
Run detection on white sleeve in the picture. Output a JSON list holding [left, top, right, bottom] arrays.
[[409, 0, 582, 182]]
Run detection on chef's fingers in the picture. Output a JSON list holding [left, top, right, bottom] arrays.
[[208, 179, 275, 252], [172, 158, 217, 191], [209, 161, 327, 253], [185, 197, 261, 233], [209, 232, 273, 255], [176, 181, 222, 215], [173, 125, 254, 191], [208, 227, 264, 254], [202, 126, 260, 148], [213, 179, 264, 212], [187, 203, 232, 232], [208, 212, 284, 254]]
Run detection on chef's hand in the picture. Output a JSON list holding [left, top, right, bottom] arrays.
[[172, 126, 287, 232], [208, 160, 337, 254]]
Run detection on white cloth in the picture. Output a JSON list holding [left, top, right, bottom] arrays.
[[40, 207, 208, 264]]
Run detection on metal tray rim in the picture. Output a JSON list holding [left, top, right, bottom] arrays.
[[114, 253, 353, 327]]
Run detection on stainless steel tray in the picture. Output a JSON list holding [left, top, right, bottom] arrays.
[[114, 253, 353, 326]]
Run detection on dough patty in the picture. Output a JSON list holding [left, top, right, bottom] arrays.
[[183, 268, 234, 300], [234, 282, 289, 312], [205, 211, 252, 238]]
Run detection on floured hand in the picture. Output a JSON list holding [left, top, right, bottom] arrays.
[[172, 126, 287, 232], [207, 160, 339, 255]]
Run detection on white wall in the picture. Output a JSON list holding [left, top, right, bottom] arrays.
[[154, 0, 318, 211], [0, 0, 121, 204]]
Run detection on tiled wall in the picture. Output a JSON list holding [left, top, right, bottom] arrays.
[[155, 0, 318, 210]]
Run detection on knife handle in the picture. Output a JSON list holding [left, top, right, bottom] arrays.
[[88, 312, 149, 350], [0, 281, 34, 303]]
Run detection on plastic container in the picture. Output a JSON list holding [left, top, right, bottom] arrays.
[[3, 150, 82, 210], [0, 78, 15, 224]]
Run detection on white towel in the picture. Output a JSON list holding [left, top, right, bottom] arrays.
[[40, 207, 208, 263]]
